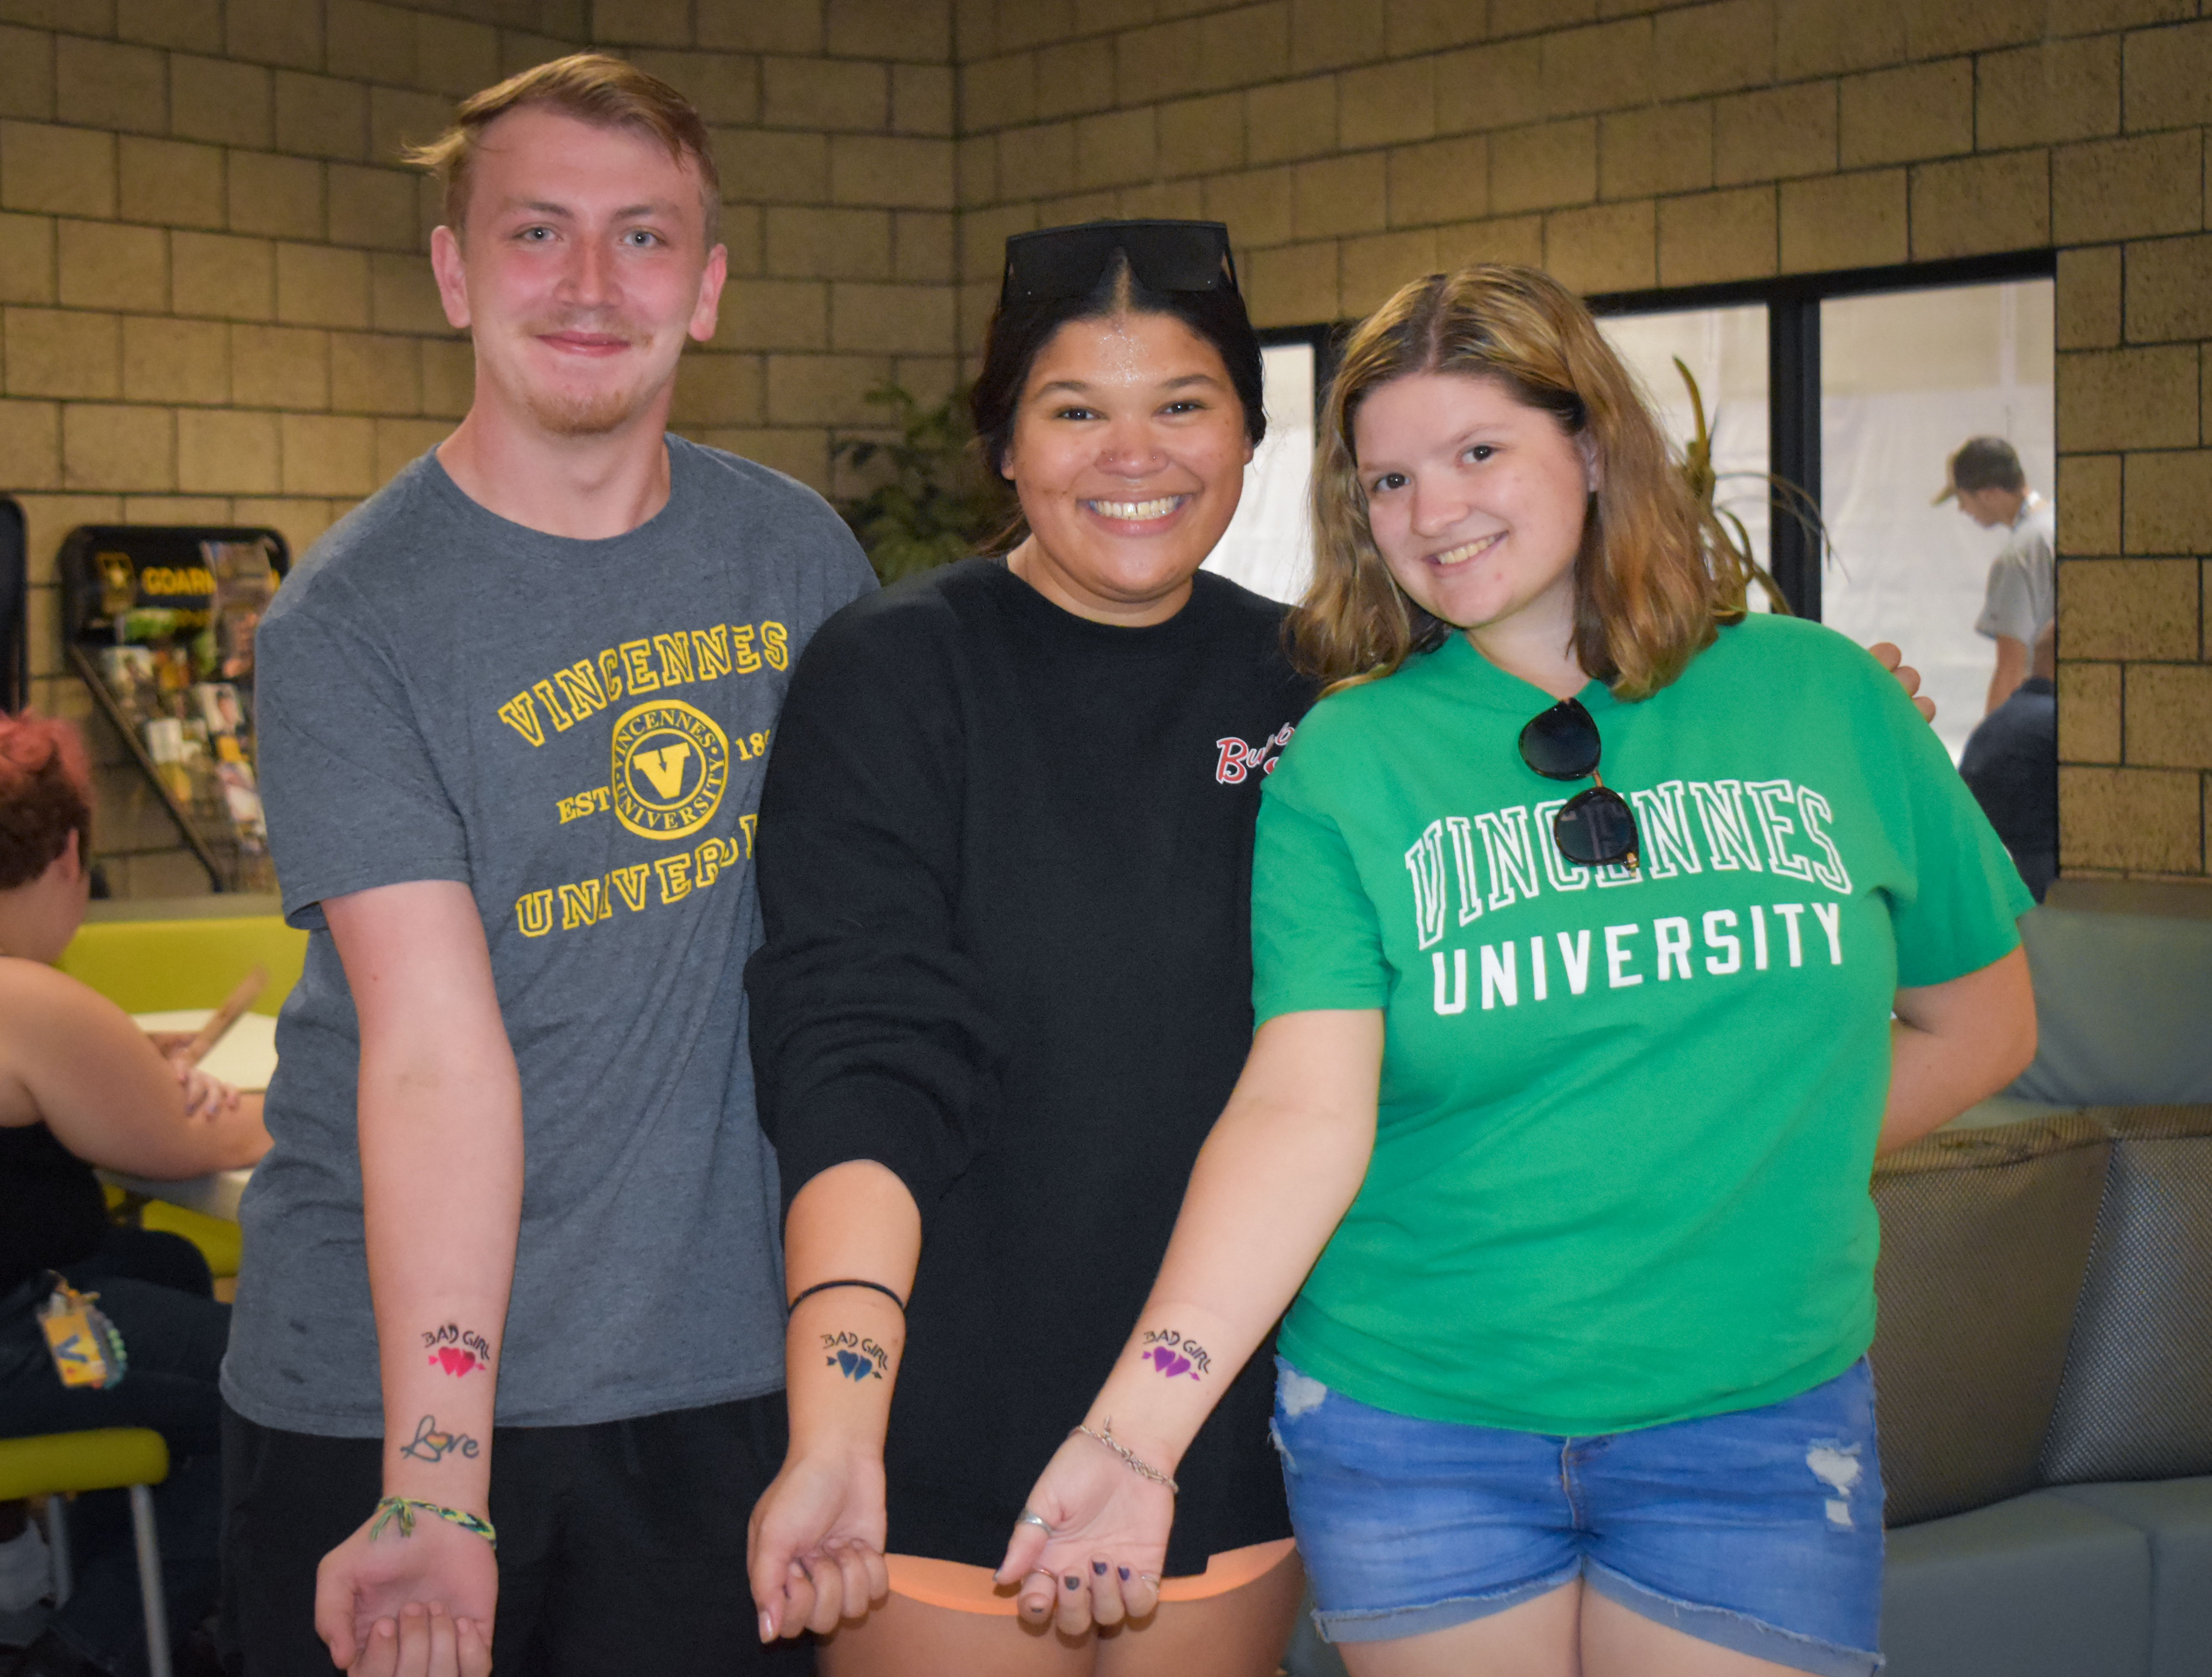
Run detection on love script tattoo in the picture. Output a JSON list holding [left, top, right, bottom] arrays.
[[820, 1330, 891, 1382], [421, 1323, 493, 1377], [399, 1415, 481, 1464], [1139, 1328, 1212, 1381]]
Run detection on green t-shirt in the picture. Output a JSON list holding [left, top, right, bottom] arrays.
[[1255, 613, 2033, 1436]]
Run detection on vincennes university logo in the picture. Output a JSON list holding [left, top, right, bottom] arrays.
[[610, 699, 729, 840]]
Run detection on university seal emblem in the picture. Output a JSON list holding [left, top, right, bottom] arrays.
[[610, 699, 729, 840]]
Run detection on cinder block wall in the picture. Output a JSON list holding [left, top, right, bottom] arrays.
[[595, 0, 959, 492], [0, 0, 955, 895], [948, 0, 2212, 888], [2, 0, 2204, 894]]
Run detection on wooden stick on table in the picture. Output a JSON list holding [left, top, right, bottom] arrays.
[[176, 966, 267, 1070]]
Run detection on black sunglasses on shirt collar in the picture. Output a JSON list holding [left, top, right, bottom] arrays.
[[1519, 698, 1642, 871]]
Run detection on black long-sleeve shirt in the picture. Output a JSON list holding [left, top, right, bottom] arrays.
[[746, 558, 1318, 1573]]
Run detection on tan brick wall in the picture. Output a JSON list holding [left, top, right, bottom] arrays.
[[615, 0, 960, 495], [0, 0, 955, 894], [949, 0, 2212, 888], [4, 0, 2205, 892]]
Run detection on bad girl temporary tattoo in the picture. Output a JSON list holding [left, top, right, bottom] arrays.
[[1139, 1328, 1211, 1381], [422, 1323, 494, 1377], [820, 1330, 891, 1382], [399, 1415, 481, 1463]]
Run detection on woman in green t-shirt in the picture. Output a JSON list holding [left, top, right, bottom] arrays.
[[996, 265, 2039, 1677]]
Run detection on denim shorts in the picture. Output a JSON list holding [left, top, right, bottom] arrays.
[[1272, 1357, 1884, 1676]]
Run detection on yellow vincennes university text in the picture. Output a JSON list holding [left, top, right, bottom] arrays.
[[495, 620, 788, 749], [518, 824, 759, 937], [499, 619, 788, 940]]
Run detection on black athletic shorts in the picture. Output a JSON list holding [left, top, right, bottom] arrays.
[[219, 1393, 813, 1676]]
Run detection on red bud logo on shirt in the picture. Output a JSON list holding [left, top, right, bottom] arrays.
[[1215, 722, 1296, 784]]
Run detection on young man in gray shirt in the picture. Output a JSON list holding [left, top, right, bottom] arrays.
[[221, 55, 871, 1676], [1935, 435, 2055, 716]]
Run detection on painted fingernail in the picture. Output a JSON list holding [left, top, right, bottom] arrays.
[[1118, 1566, 1131, 1580], [1064, 1575, 1081, 1590], [1092, 1560, 1107, 1575], [759, 1610, 774, 1642]]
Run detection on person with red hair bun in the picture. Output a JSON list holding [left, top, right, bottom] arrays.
[[0, 711, 268, 1677]]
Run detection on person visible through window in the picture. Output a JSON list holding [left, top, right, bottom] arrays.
[[1935, 435, 2054, 716]]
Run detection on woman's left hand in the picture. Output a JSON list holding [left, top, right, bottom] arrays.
[[997, 1428, 1175, 1637]]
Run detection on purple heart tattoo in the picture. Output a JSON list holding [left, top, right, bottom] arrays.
[[1146, 1347, 1194, 1378]]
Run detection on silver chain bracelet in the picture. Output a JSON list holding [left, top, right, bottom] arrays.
[[1071, 1418, 1179, 1496]]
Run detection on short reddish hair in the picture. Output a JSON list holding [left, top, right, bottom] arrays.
[[0, 713, 93, 890]]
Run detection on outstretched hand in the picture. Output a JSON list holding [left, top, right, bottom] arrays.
[[313, 1506, 495, 1675], [747, 1445, 890, 1640], [997, 1429, 1175, 1638], [1870, 641, 1937, 724]]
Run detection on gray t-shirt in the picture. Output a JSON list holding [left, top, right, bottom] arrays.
[[1974, 495, 2055, 647], [223, 438, 875, 1435]]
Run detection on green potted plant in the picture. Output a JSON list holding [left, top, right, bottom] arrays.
[[1674, 356, 1799, 617], [833, 384, 1012, 584]]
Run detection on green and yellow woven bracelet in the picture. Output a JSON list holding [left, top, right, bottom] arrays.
[[369, 1495, 497, 1550]]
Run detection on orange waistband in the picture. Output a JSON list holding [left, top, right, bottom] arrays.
[[884, 1539, 1297, 1617]]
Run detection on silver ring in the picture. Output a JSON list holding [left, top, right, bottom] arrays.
[[1016, 1509, 1055, 1536]]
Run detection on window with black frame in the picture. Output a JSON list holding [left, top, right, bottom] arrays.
[[1592, 254, 2056, 764]]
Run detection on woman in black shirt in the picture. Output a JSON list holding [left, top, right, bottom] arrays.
[[744, 222, 1313, 1676]]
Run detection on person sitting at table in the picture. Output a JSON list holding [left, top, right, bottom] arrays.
[[0, 711, 269, 1677]]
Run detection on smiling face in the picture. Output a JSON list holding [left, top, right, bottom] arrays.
[[431, 105, 725, 441], [999, 310, 1254, 626], [1354, 370, 1597, 669]]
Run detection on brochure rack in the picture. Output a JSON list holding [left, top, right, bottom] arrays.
[[60, 525, 291, 893]]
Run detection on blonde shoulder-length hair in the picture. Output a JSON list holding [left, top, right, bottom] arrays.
[[1293, 263, 1761, 700]]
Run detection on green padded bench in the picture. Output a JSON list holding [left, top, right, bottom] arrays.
[[56, 904, 304, 1019]]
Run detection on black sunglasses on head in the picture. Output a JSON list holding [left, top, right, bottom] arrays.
[[1518, 699, 1641, 870], [999, 220, 1240, 309]]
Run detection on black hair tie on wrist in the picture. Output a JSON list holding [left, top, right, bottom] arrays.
[[788, 1278, 907, 1312]]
